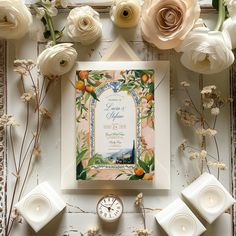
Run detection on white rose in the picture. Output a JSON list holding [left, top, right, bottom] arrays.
[[29, 17, 45, 42], [222, 17, 236, 49], [178, 27, 234, 74], [66, 6, 102, 45], [110, 0, 141, 28], [0, 0, 32, 39], [37, 43, 77, 76], [141, 0, 200, 49]]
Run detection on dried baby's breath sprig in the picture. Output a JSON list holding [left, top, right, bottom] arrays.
[[133, 228, 152, 236], [87, 227, 100, 236], [178, 139, 187, 151], [180, 81, 190, 87], [135, 192, 143, 207], [207, 161, 227, 170], [20, 90, 36, 102], [134, 193, 149, 235], [176, 108, 198, 126], [178, 76, 226, 180], [40, 107, 51, 119], [0, 114, 19, 127], [189, 150, 207, 160], [195, 128, 217, 137], [211, 107, 220, 116]]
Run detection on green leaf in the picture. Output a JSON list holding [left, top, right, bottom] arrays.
[[78, 170, 87, 180], [87, 79, 99, 87], [115, 173, 124, 179], [43, 30, 51, 39], [76, 149, 87, 165], [212, 0, 219, 10], [105, 74, 112, 79], [129, 175, 143, 180], [90, 91, 99, 101], [144, 153, 150, 163], [148, 82, 155, 94], [138, 159, 150, 173], [41, 17, 47, 26], [76, 162, 84, 177]]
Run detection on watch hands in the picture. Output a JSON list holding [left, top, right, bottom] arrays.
[[101, 203, 114, 211]]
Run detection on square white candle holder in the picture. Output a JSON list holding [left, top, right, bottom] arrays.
[[182, 172, 236, 224], [155, 198, 206, 236], [15, 182, 66, 232]]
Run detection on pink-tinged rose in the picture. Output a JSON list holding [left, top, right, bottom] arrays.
[[141, 0, 200, 49]]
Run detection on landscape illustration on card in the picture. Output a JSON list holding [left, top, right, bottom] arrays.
[[75, 68, 155, 181]]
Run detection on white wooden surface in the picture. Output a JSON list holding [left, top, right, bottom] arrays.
[[6, 10, 234, 236]]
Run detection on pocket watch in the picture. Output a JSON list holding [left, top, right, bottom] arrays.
[[96, 194, 123, 222]]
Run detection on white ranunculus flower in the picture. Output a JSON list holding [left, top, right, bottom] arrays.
[[66, 6, 102, 45], [110, 0, 141, 28], [37, 43, 78, 76], [0, 0, 32, 39], [222, 17, 236, 49], [178, 27, 234, 74]]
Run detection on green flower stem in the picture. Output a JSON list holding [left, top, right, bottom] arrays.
[[45, 12, 56, 45], [214, 0, 226, 31]]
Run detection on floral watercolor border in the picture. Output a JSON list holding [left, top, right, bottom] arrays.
[[0, 39, 7, 236]]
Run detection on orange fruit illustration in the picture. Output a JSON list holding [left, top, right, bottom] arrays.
[[145, 93, 154, 102], [134, 167, 144, 176], [76, 80, 85, 90], [85, 85, 94, 93], [79, 71, 89, 80], [143, 173, 154, 180], [141, 74, 149, 83]]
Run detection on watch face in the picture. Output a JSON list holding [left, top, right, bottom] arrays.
[[96, 195, 123, 222]]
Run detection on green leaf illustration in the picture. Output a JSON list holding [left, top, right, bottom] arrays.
[[138, 158, 150, 173]]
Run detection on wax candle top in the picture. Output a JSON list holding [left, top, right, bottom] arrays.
[[182, 172, 236, 224], [155, 198, 206, 236], [15, 182, 66, 232]]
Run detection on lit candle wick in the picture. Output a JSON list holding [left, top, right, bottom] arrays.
[[36, 205, 40, 212], [181, 225, 186, 232]]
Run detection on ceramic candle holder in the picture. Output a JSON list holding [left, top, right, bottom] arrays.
[[155, 198, 206, 236], [182, 172, 236, 224], [15, 182, 66, 232]]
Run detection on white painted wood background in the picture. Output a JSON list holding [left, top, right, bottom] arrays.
[[6, 3, 234, 236]]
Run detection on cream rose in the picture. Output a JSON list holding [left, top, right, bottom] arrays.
[[223, 18, 236, 49], [66, 6, 102, 45], [37, 43, 78, 76], [0, 0, 32, 39], [177, 27, 234, 74], [141, 0, 200, 49], [110, 0, 141, 28]]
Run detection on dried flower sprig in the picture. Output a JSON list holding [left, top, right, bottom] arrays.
[[5, 59, 57, 236], [134, 193, 152, 235], [177, 77, 231, 179]]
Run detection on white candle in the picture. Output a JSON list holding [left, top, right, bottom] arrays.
[[170, 214, 197, 236], [155, 198, 206, 236], [24, 194, 52, 222], [182, 173, 236, 223], [15, 182, 66, 232]]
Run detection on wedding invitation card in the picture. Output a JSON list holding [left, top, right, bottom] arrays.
[[61, 61, 170, 189], [76, 69, 155, 180]]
